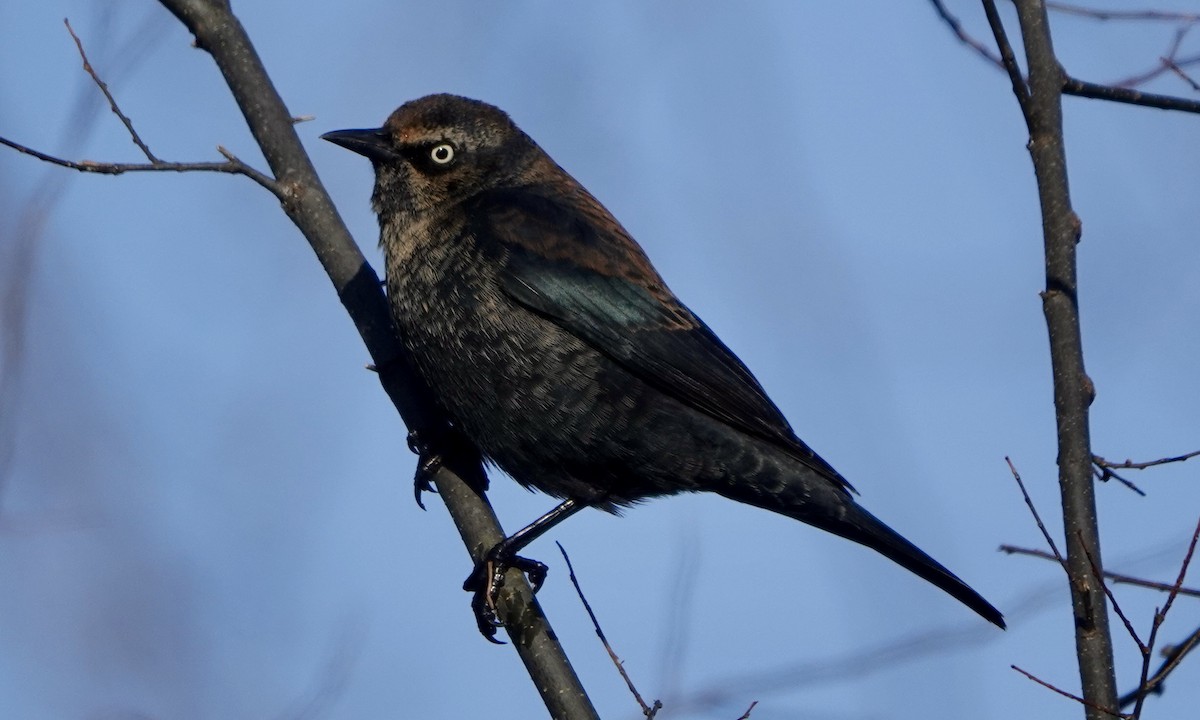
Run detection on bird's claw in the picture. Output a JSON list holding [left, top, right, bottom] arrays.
[[463, 545, 549, 642], [406, 429, 427, 455], [407, 430, 442, 510], [412, 452, 442, 510]]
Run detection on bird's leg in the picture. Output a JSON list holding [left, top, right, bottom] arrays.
[[464, 498, 587, 641]]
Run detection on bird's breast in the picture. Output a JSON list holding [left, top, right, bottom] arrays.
[[382, 221, 611, 459]]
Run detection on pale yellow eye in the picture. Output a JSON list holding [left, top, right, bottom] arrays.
[[430, 143, 455, 164]]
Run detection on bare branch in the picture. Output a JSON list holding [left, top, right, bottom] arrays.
[[928, 0, 1004, 67], [153, 1, 599, 715], [1000, 545, 1200, 598], [1155, 518, 1200, 640], [1093, 449, 1200, 496], [1091, 465, 1146, 496], [1046, 2, 1200, 23], [1077, 533, 1145, 658], [983, 0, 1033, 113], [64, 18, 159, 163], [1006, 0, 1120, 714], [1064, 76, 1200, 113], [1163, 53, 1200, 90], [1120, 624, 1200, 709], [0, 3, 601, 717], [1095, 450, 1200, 472], [931, 1, 1200, 112], [557, 542, 662, 718], [1111, 26, 1194, 88], [1126, 518, 1200, 718], [0, 135, 281, 196], [1005, 457, 1068, 571], [4, 22, 279, 194], [1011, 665, 1125, 718], [1092, 465, 1146, 495]]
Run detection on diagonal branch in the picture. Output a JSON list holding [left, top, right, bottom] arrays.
[[983, 0, 1033, 113], [1119, 624, 1200, 709], [929, 0, 1004, 67], [1011, 665, 1125, 718], [557, 543, 662, 718], [64, 18, 159, 163], [1111, 26, 1197, 88], [151, 1, 599, 717], [1162, 54, 1200, 90], [0, 3, 599, 718], [1005, 457, 1068, 571], [1125, 517, 1200, 718], [0, 136, 280, 196]]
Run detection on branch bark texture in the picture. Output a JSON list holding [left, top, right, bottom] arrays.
[[1007, 1, 1119, 716], [154, 1, 597, 717]]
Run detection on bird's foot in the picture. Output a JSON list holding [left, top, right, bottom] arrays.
[[463, 544, 549, 643], [407, 430, 442, 510], [407, 427, 490, 507]]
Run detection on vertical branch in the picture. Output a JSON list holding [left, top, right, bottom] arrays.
[[1005, 0, 1120, 716]]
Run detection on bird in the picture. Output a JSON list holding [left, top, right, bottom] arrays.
[[322, 93, 1004, 637]]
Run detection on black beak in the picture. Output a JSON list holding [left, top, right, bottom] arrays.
[[320, 127, 398, 163]]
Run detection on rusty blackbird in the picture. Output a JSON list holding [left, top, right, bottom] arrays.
[[323, 94, 1004, 636]]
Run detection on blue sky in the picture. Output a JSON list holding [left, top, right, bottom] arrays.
[[2, 2, 1199, 718]]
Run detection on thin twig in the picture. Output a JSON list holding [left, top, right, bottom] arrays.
[[928, 0, 1004, 67], [0, 136, 281, 197], [1005, 457, 1068, 571], [1095, 450, 1200, 472], [1093, 448, 1200, 496], [3, 19, 280, 196], [1077, 532, 1145, 655], [64, 18, 159, 163], [1120, 625, 1200, 709], [999, 545, 1200, 598], [1011, 665, 1125, 718], [1046, 2, 1200, 23], [556, 543, 661, 718], [1091, 465, 1146, 496], [216, 146, 280, 191], [982, 0, 1033, 113], [1126, 518, 1200, 718], [1164, 55, 1200, 90], [1112, 27, 1191, 88], [1154, 518, 1200, 643], [931, 1, 1200, 112]]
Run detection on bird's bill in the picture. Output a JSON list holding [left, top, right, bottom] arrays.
[[320, 127, 398, 163]]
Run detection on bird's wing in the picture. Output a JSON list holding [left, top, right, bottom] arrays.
[[469, 186, 855, 494]]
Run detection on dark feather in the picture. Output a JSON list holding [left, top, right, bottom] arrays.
[[468, 186, 856, 494]]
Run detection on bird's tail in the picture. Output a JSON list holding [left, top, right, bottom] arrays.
[[723, 481, 1006, 628]]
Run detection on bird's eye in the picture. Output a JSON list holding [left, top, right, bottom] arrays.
[[430, 143, 456, 165]]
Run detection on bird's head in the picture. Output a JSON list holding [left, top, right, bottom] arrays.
[[322, 94, 539, 222]]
